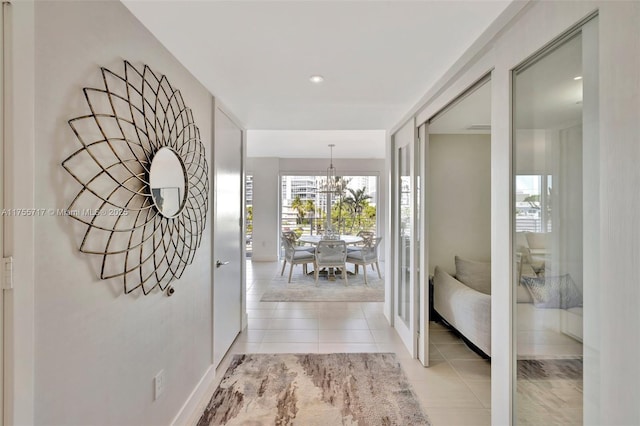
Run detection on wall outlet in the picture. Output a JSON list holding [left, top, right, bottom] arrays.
[[154, 370, 165, 400]]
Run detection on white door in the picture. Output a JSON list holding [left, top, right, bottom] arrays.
[[393, 121, 418, 356], [213, 106, 243, 367], [0, 4, 6, 423]]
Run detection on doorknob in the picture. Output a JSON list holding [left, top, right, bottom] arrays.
[[216, 260, 230, 268]]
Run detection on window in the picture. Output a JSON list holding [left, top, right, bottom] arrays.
[[280, 175, 378, 238]]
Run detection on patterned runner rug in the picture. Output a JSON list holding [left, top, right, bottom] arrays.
[[197, 353, 430, 426]]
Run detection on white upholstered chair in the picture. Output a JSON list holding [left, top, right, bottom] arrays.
[[346, 237, 382, 284], [281, 237, 315, 283], [314, 240, 348, 286]]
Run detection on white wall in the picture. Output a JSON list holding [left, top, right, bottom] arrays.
[[391, 1, 640, 425], [31, 2, 214, 424], [428, 134, 491, 275], [247, 157, 386, 262]]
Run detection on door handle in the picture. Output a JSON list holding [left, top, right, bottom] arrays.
[[216, 260, 230, 268]]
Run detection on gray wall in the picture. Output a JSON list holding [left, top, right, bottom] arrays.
[[428, 134, 491, 275], [33, 2, 214, 424]]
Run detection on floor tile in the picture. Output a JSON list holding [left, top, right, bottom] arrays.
[[276, 301, 319, 310], [425, 408, 491, 426], [412, 379, 484, 408], [449, 359, 492, 381], [429, 345, 445, 361], [429, 321, 448, 331], [247, 309, 274, 319], [270, 309, 319, 319], [247, 318, 272, 330], [262, 329, 319, 343], [430, 330, 463, 344], [258, 342, 319, 353], [318, 329, 375, 343], [365, 316, 392, 330], [246, 300, 278, 310], [400, 359, 459, 382], [318, 343, 379, 353], [436, 343, 483, 360], [466, 380, 491, 408], [318, 318, 370, 330], [269, 318, 319, 330], [371, 328, 403, 343], [235, 329, 266, 343], [228, 342, 262, 354]]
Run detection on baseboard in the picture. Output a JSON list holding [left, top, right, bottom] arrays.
[[171, 364, 217, 426], [250, 255, 279, 262]]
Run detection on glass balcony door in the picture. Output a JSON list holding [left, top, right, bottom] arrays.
[[393, 121, 419, 356]]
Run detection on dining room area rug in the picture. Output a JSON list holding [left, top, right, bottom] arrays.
[[260, 269, 384, 302], [196, 353, 430, 426]]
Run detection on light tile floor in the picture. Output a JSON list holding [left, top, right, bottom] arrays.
[[193, 260, 491, 426]]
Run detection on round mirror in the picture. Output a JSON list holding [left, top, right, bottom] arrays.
[[149, 147, 187, 218]]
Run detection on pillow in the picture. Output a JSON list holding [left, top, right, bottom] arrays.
[[454, 256, 491, 295], [520, 274, 583, 309], [515, 232, 532, 263], [525, 232, 547, 250]]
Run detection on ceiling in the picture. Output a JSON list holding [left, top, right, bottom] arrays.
[[429, 79, 491, 134], [247, 130, 386, 158], [123, 0, 513, 132]]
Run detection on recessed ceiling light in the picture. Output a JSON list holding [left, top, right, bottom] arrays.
[[574, 76, 583, 80], [309, 75, 325, 84]]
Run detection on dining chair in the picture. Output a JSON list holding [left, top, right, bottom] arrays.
[[281, 237, 315, 283], [348, 230, 375, 253], [314, 240, 348, 286], [283, 230, 315, 253], [346, 237, 382, 285]]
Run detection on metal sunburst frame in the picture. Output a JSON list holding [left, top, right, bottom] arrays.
[[62, 60, 209, 295]]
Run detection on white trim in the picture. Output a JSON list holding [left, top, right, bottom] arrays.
[[0, 3, 6, 424], [3, 1, 34, 424], [170, 364, 216, 426], [417, 123, 428, 367]]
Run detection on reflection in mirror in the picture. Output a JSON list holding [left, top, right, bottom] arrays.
[[513, 32, 587, 424], [150, 147, 187, 218]]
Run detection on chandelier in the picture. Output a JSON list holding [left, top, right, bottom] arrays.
[[320, 144, 343, 194], [327, 143, 337, 192]]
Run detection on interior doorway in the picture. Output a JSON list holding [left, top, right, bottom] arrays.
[[426, 76, 492, 362]]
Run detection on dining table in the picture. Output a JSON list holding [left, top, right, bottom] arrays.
[[298, 234, 363, 246], [297, 234, 363, 280]]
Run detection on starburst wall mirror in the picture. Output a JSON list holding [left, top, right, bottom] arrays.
[[62, 60, 209, 296]]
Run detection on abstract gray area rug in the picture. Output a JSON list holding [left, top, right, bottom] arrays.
[[197, 353, 430, 426], [260, 271, 384, 302]]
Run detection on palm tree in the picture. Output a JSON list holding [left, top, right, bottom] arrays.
[[290, 195, 305, 225], [344, 188, 372, 233], [304, 199, 316, 233]]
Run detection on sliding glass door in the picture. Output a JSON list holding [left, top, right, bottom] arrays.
[[512, 17, 598, 424]]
